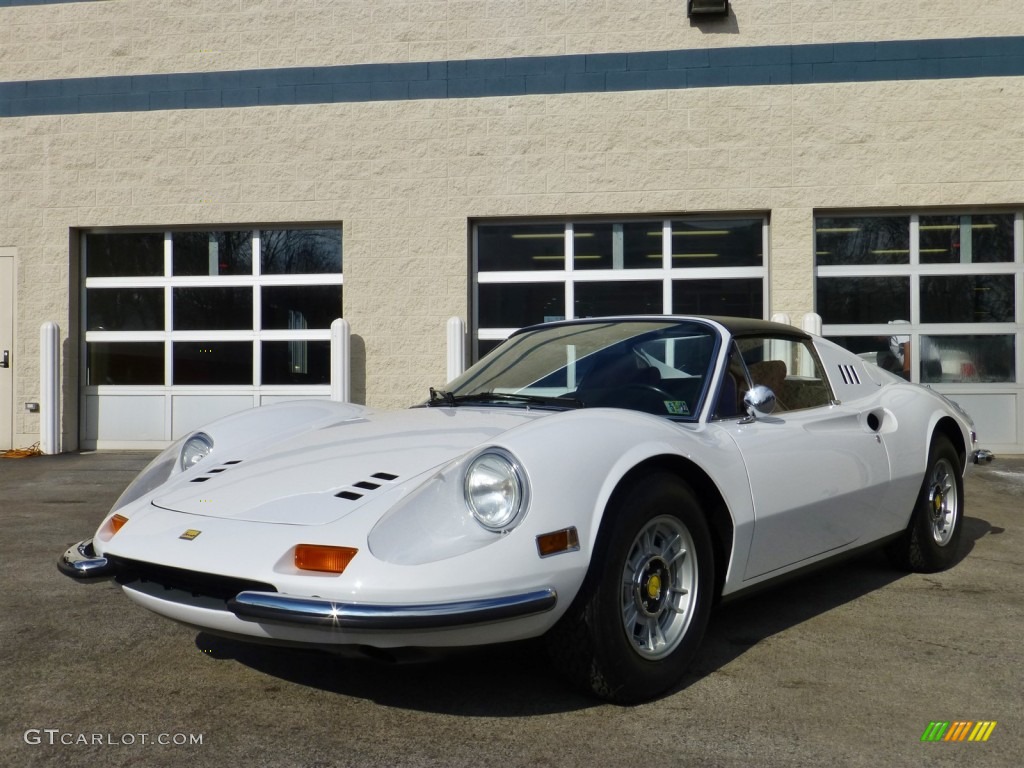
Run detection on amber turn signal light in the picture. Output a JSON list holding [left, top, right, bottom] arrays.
[[294, 544, 358, 574], [536, 526, 580, 558], [109, 514, 129, 535]]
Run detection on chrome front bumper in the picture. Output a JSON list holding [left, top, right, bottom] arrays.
[[228, 588, 558, 630], [58, 538, 116, 578]]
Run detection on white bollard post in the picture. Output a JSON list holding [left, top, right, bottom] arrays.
[[802, 312, 823, 336], [446, 317, 465, 382], [770, 312, 791, 326], [330, 318, 350, 402], [40, 321, 60, 455]]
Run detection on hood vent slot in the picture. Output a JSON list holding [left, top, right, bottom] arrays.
[[189, 460, 243, 482], [335, 472, 399, 501]]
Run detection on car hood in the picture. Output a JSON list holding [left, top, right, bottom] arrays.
[[150, 407, 545, 525]]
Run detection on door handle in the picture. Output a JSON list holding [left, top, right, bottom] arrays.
[[0, 350, 8, 368]]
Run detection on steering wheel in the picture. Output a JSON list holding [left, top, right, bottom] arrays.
[[614, 383, 678, 415]]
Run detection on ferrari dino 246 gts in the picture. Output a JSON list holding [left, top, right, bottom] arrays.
[[60, 316, 991, 703]]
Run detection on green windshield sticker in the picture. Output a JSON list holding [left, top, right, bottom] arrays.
[[664, 401, 690, 416]]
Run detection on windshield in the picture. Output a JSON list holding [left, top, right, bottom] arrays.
[[438, 320, 720, 419]]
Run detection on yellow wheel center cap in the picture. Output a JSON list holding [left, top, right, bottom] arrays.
[[647, 573, 662, 599]]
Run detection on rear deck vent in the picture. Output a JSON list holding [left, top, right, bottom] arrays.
[[190, 477, 210, 483], [372, 472, 398, 481], [224, 460, 243, 465], [335, 490, 363, 501], [354, 480, 380, 490]]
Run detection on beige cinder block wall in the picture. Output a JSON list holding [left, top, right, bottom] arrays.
[[2, 1, 1024, 448]]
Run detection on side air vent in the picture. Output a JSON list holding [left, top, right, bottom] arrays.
[[837, 364, 861, 385]]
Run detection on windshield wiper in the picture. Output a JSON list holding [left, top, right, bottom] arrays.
[[428, 387, 456, 405], [427, 389, 581, 409]]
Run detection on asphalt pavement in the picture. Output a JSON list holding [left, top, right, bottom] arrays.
[[1, 450, 1022, 768]]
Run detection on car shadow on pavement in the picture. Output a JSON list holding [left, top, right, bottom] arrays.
[[194, 515, 997, 714]]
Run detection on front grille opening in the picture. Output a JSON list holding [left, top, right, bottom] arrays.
[[109, 556, 276, 601]]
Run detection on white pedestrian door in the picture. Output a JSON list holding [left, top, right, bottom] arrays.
[[0, 251, 13, 450]]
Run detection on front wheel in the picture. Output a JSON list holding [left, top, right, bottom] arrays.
[[546, 473, 714, 704], [887, 434, 964, 573]]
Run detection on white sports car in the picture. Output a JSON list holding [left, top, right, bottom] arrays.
[[60, 316, 992, 703]]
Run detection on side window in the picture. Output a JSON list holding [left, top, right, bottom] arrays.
[[715, 336, 832, 419]]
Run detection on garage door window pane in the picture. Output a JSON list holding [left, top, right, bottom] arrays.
[[173, 287, 253, 330], [87, 342, 164, 385], [173, 342, 252, 385], [261, 229, 342, 274], [573, 222, 659, 270], [261, 341, 331, 384], [85, 232, 164, 277], [920, 214, 1014, 264], [673, 278, 763, 318], [671, 219, 763, 268], [816, 276, 910, 324], [815, 217, 910, 266], [86, 288, 164, 331], [921, 275, 1014, 323], [261, 286, 343, 330], [921, 335, 1015, 383], [172, 231, 252, 276], [479, 282, 564, 327], [478, 224, 565, 271], [575, 280, 662, 317]]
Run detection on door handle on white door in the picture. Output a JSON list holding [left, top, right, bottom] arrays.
[[0, 349, 9, 368]]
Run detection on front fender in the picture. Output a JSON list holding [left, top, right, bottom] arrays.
[[487, 408, 750, 578]]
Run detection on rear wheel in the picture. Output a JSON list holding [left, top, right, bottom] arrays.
[[546, 473, 714, 704], [887, 434, 964, 573]]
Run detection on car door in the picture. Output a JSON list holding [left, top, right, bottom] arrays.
[[715, 335, 893, 580]]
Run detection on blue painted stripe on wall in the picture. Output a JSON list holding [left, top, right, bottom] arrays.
[[2, 36, 1024, 118]]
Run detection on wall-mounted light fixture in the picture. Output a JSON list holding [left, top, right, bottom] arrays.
[[687, 0, 730, 18]]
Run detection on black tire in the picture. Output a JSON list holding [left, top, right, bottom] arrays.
[[886, 434, 964, 573], [546, 473, 714, 704]]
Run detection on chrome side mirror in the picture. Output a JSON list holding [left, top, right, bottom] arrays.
[[741, 385, 776, 423]]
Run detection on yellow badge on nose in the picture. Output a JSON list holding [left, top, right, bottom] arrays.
[[179, 529, 201, 540]]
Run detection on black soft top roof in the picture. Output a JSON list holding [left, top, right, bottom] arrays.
[[515, 315, 812, 340]]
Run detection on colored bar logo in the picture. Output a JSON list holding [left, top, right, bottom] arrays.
[[921, 721, 997, 742]]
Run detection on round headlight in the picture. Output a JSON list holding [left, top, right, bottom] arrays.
[[464, 449, 528, 532], [180, 432, 214, 471]]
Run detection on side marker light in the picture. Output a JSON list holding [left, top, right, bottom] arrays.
[[536, 527, 580, 558]]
